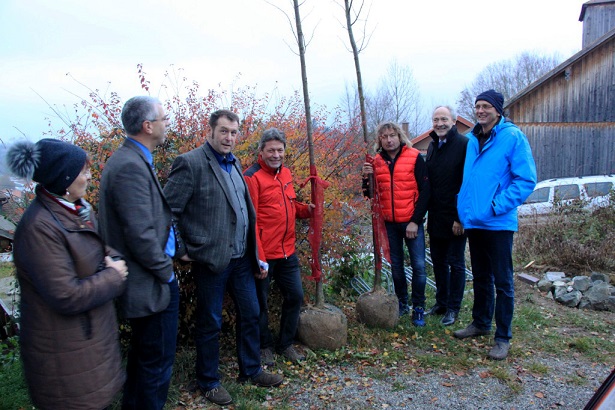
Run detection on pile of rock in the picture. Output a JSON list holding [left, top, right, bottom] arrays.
[[536, 272, 615, 311]]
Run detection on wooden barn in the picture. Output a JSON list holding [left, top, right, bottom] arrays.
[[505, 0, 615, 180]]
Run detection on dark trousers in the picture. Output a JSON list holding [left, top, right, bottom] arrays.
[[385, 221, 427, 308], [466, 229, 515, 343], [256, 253, 304, 352], [430, 234, 467, 312], [122, 278, 179, 410], [193, 255, 262, 391]]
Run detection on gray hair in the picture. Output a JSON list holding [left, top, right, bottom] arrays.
[[259, 128, 287, 150], [121, 96, 161, 136], [432, 105, 457, 121]]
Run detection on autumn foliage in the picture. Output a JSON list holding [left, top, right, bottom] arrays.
[[50, 65, 371, 343]]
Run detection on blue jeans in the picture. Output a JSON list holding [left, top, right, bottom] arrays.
[[256, 253, 304, 352], [385, 221, 427, 308], [466, 229, 515, 343], [193, 255, 262, 390], [429, 234, 467, 312], [122, 278, 179, 410]]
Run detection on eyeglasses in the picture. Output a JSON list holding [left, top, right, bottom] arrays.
[[474, 104, 494, 111], [148, 115, 170, 123]]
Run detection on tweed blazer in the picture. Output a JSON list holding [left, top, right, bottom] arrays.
[[163, 143, 260, 275], [98, 139, 174, 319]]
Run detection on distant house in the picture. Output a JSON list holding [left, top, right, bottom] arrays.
[[505, 0, 615, 181], [407, 116, 474, 156], [0, 215, 14, 252]]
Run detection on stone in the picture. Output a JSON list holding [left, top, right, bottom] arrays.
[[552, 285, 568, 299], [583, 282, 611, 311], [555, 290, 582, 307], [591, 272, 610, 284], [578, 297, 592, 310], [297, 304, 347, 351], [537, 279, 553, 293], [552, 280, 568, 288], [356, 290, 398, 329], [607, 296, 615, 312], [517, 273, 539, 285], [545, 272, 566, 281], [571, 276, 592, 292]]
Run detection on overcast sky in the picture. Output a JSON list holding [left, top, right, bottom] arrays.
[[0, 0, 587, 143]]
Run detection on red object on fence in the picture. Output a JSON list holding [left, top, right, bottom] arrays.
[[365, 154, 390, 266], [301, 165, 330, 281]]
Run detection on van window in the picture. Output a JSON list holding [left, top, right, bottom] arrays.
[[524, 187, 550, 204], [585, 182, 613, 198], [554, 184, 580, 201]]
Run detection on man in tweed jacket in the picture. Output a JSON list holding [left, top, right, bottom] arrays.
[[163, 109, 283, 406]]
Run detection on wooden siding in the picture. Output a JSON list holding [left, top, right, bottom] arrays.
[[507, 38, 615, 123], [522, 123, 615, 180], [582, 2, 615, 47]]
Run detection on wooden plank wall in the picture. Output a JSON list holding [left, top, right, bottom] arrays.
[[507, 36, 615, 181], [522, 124, 615, 180]]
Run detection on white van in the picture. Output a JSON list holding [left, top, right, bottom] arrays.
[[518, 175, 615, 217]]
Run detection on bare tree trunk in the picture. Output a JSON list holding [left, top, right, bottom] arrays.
[[292, 0, 325, 307], [343, 0, 382, 291], [344, 0, 368, 145]]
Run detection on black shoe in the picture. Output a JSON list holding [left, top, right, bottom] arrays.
[[201, 385, 233, 406], [426, 305, 446, 316], [440, 310, 458, 326]]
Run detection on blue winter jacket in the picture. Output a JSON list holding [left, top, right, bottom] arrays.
[[457, 117, 537, 231]]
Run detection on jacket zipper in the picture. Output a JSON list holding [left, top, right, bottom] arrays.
[[276, 168, 290, 258]]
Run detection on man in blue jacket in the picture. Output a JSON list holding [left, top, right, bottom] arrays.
[[454, 90, 537, 360]]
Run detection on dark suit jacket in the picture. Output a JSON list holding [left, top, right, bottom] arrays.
[[163, 143, 260, 275], [426, 126, 469, 238], [98, 139, 174, 318]]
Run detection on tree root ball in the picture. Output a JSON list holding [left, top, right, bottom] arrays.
[[356, 290, 399, 328], [297, 304, 347, 351]]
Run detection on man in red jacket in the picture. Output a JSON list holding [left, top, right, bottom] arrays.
[[244, 128, 314, 365], [362, 122, 430, 326]]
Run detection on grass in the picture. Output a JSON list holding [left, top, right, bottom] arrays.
[[0, 262, 14, 279], [2, 203, 614, 408], [3, 274, 614, 409]]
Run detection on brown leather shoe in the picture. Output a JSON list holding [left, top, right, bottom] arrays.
[[239, 371, 283, 387], [280, 345, 305, 362], [453, 324, 491, 339], [261, 347, 275, 366], [201, 385, 233, 406]]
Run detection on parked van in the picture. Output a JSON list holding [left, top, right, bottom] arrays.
[[518, 175, 615, 217]]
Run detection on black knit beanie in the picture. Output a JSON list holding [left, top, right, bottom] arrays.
[[475, 89, 505, 115], [6, 138, 87, 195]]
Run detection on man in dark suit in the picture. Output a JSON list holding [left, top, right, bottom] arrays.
[[98, 96, 179, 410], [163, 110, 283, 406], [425, 105, 469, 327]]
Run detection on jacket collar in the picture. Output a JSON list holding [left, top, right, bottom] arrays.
[[36, 186, 95, 232], [380, 142, 407, 162], [471, 116, 509, 138], [257, 156, 282, 176], [429, 125, 459, 144]]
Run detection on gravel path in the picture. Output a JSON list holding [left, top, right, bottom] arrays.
[[282, 358, 609, 409]]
